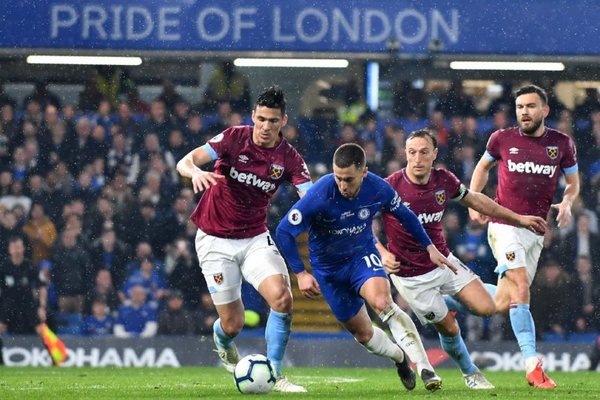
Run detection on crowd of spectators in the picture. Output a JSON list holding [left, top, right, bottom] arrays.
[[0, 72, 599, 344]]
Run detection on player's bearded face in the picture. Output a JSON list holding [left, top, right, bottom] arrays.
[[333, 165, 367, 199], [252, 106, 288, 148], [516, 93, 547, 135], [405, 136, 437, 181]]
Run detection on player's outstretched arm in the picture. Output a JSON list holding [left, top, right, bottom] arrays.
[[460, 191, 548, 234], [550, 172, 580, 228], [468, 155, 495, 224], [176, 147, 225, 193]]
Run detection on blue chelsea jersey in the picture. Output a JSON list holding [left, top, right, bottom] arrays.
[[276, 172, 431, 273]]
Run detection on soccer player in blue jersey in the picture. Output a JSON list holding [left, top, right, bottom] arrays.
[[276, 143, 457, 392]]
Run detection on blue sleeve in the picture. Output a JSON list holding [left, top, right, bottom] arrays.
[[275, 192, 320, 274], [384, 188, 432, 249]]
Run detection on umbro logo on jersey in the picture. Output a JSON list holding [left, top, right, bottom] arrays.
[[509, 147, 519, 155], [238, 154, 249, 163]]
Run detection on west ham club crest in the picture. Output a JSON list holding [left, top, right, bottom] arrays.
[[546, 146, 558, 160], [269, 164, 284, 179], [435, 190, 446, 205]]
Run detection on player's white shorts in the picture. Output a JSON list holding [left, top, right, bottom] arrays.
[[487, 222, 543, 286], [389, 253, 478, 325], [195, 229, 290, 305]]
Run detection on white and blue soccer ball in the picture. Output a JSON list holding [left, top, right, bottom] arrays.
[[233, 354, 277, 394]]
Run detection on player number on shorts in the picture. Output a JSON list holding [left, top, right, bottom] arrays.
[[266, 235, 274, 246], [362, 253, 383, 269]]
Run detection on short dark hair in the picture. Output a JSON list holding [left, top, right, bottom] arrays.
[[255, 86, 286, 115], [333, 143, 366, 170], [515, 85, 548, 105], [406, 129, 438, 149]]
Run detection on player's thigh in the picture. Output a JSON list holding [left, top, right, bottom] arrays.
[[314, 268, 364, 323], [195, 229, 243, 306], [439, 254, 479, 296], [454, 278, 495, 317], [389, 269, 448, 325], [353, 250, 390, 311], [487, 222, 525, 272], [241, 232, 291, 299], [488, 222, 539, 283]]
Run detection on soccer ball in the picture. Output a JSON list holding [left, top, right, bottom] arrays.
[[233, 354, 277, 394]]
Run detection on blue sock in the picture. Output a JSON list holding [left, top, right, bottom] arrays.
[[509, 304, 537, 359], [265, 309, 291, 376], [444, 283, 498, 315], [439, 332, 478, 375], [444, 295, 469, 314], [213, 318, 234, 348]]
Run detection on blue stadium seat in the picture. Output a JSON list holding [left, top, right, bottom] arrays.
[[541, 332, 565, 343], [56, 312, 83, 335], [567, 333, 597, 343]]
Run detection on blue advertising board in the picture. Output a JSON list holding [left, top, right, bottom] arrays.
[[0, 1, 598, 56]]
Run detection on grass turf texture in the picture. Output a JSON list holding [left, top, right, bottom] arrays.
[[1, 367, 598, 399]]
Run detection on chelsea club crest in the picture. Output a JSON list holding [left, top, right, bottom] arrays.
[[358, 208, 370, 220]]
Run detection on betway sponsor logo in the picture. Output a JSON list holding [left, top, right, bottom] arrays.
[[230, 167, 276, 192], [508, 159, 557, 178], [4, 346, 180, 367], [417, 211, 444, 224], [327, 223, 367, 236]]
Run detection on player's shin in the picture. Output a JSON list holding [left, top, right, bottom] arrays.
[[379, 303, 434, 374], [213, 319, 234, 348], [265, 309, 291, 377], [361, 325, 405, 363], [509, 304, 538, 370], [438, 330, 478, 375]]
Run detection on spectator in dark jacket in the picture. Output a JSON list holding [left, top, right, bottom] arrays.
[[51, 228, 92, 313]]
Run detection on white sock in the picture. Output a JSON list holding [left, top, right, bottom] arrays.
[[525, 356, 540, 373], [380, 303, 434, 374], [361, 326, 405, 364]]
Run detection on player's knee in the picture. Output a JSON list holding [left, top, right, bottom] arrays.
[[265, 287, 293, 313], [478, 300, 496, 317], [369, 296, 392, 315], [348, 325, 373, 344], [494, 298, 510, 315]]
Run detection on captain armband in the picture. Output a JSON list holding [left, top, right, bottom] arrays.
[[453, 184, 469, 201]]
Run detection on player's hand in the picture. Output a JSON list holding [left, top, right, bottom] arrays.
[[190, 169, 225, 193], [426, 245, 458, 274], [380, 249, 401, 274], [518, 215, 548, 234], [296, 271, 321, 299], [550, 201, 572, 228], [468, 208, 489, 225]]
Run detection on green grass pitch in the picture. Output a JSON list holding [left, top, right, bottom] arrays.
[[1, 367, 598, 399]]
